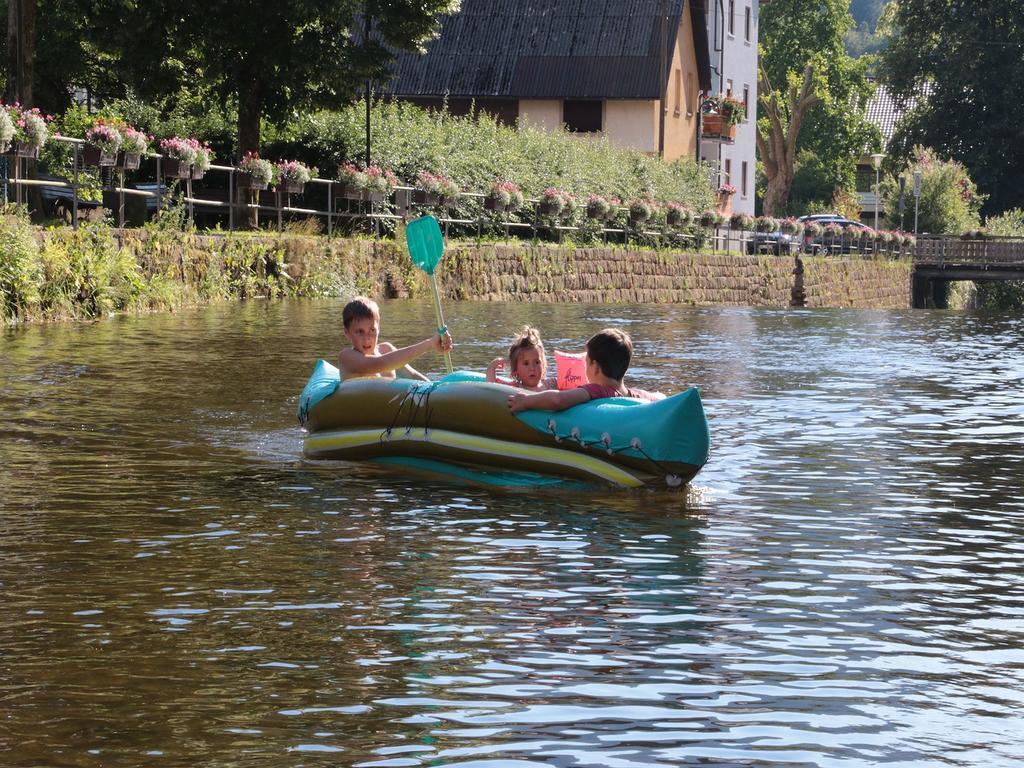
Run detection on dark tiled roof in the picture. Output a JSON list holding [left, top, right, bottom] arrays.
[[383, 0, 711, 100], [866, 82, 933, 142]]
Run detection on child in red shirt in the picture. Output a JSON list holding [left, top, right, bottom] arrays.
[[507, 328, 662, 413]]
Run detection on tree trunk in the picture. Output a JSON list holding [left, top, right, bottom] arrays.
[[237, 84, 263, 228], [756, 61, 821, 217], [6, 0, 35, 105], [763, 168, 795, 216]]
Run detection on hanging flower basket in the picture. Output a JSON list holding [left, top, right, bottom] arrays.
[[413, 189, 439, 205], [236, 171, 267, 191], [162, 158, 191, 179], [483, 195, 507, 212], [83, 144, 118, 167], [13, 142, 40, 159], [118, 152, 142, 171]]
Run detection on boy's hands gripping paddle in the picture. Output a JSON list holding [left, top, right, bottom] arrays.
[[405, 215, 453, 373]]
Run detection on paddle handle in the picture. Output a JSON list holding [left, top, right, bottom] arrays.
[[428, 273, 454, 373]]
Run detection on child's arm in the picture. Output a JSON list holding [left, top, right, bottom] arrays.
[[508, 387, 591, 413], [402, 363, 430, 382], [340, 332, 451, 378], [485, 357, 506, 383]]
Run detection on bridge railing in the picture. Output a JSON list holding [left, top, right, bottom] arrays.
[[913, 235, 1024, 265]]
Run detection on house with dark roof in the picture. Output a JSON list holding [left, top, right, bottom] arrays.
[[856, 81, 934, 222], [381, 0, 713, 162]]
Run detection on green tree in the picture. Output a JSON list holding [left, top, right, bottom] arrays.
[[881, 0, 1024, 214], [757, 0, 878, 216], [129, 0, 459, 156]]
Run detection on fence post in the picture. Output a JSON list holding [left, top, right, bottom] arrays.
[[327, 181, 333, 236], [72, 144, 80, 230]]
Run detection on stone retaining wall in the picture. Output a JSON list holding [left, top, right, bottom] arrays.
[[439, 243, 911, 308], [111, 232, 912, 309]]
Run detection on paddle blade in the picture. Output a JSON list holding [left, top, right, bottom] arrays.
[[405, 215, 444, 275]]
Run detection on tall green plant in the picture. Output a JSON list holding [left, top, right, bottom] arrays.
[[880, 147, 983, 235]]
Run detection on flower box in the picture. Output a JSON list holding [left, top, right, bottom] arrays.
[[118, 152, 142, 171], [83, 144, 118, 167], [483, 196, 507, 212], [191, 166, 206, 181], [281, 179, 305, 194], [163, 158, 191, 179], [538, 201, 561, 216], [702, 114, 737, 140], [13, 142, 40, 159], [236, 171, 267, 190], [586, 203, 609, 220], [339, 184, 365, 200], [413, 189, 439, 205]]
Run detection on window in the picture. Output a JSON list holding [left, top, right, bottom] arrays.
[[724, 159, 732, 187], [741, 161, 748, 197], [726, 79, 733, 98], [745, 6, 752, 42], [563, 100, 602, 133], [743, 85, 750, 119], [687, 72, 696, 115], [674, 69, 682, 115], [728, 0, 735, 36]]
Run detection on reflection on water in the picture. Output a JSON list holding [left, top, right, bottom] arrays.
[[2, 300, 1023, 767]]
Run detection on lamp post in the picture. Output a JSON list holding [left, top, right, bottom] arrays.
[[871, 153, 884, 231]]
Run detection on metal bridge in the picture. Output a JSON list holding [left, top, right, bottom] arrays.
[[912, 236, 1024, 308]]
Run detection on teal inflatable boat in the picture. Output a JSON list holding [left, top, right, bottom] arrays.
[[298, 361, 710, 489]]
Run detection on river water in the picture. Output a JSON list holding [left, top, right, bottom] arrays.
[[1, 300, 1022, 767]]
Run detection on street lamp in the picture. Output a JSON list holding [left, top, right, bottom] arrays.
[[871, 153, 884, 230]]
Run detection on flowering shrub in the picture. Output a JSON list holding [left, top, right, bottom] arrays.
[[121, 127, 150, 156], [365, 165, 397, 194], [730, 212, 754, 229], [718, 183, 737, 196], [338, 162, 368, 189], [779, 217, 803, 235], [9, 104, 50, 147], [416, 171, 460, 199], [489, 179, 524, 209], [86, 120, 122, 153], [754, 215, 778, 232], [159, 137, 198, 165], [238, 152, 274, 185], [277, 160, 316, 185]]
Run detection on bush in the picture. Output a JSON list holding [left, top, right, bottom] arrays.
[[279, 99, 715, 216], [882, 146, 983, 235]]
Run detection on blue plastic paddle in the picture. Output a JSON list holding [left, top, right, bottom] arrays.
[[405, 215, 453, 373]]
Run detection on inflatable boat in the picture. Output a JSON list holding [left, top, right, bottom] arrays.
[[298, 361, 710, 489]]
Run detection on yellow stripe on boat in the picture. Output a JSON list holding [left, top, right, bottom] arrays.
[[304, 427, 646, 488]]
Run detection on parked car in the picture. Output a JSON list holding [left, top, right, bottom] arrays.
[[799, 213, 873, 254], [745, 213, 873, 255]]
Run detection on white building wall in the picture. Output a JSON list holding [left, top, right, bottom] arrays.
[[702, 0, 759, 216]]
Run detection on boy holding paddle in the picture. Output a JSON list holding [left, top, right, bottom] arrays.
[[339, 296, 453, 382]]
